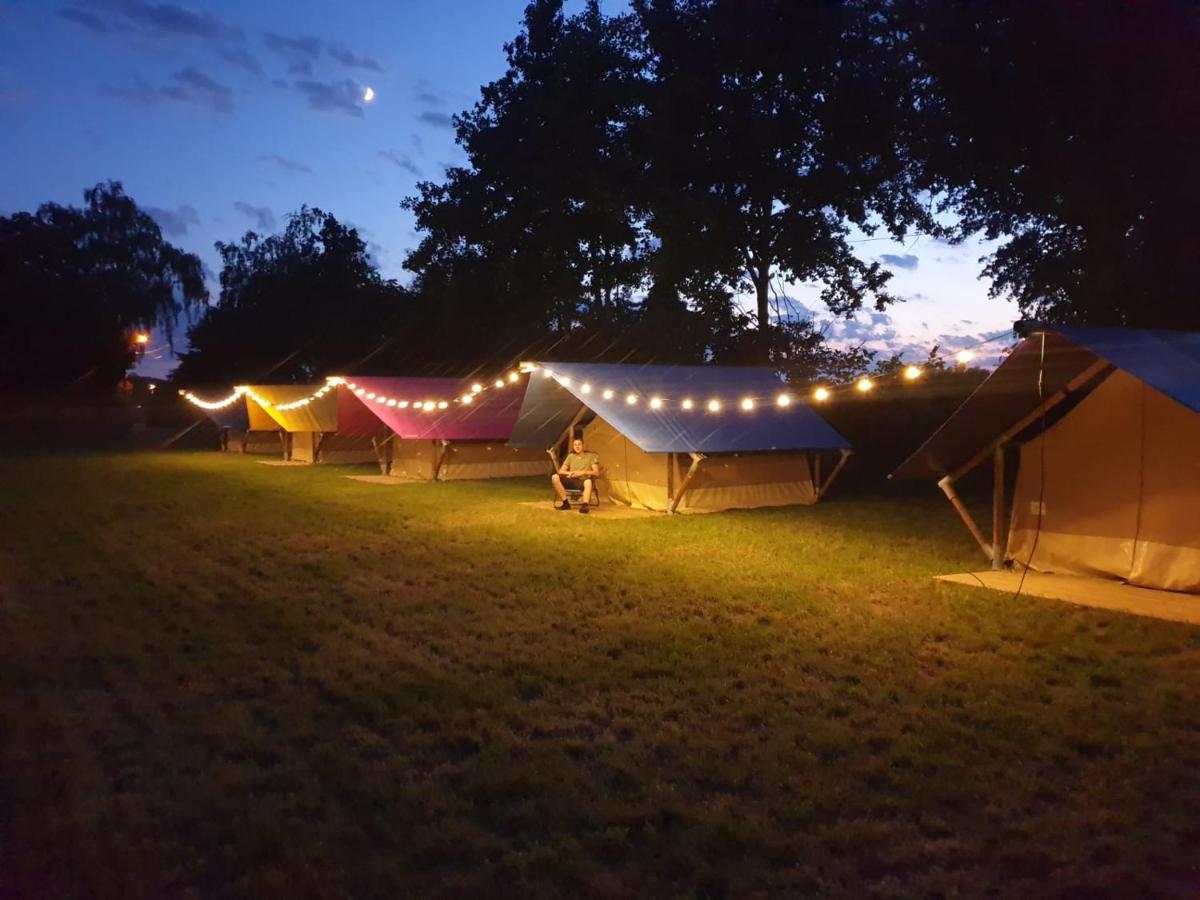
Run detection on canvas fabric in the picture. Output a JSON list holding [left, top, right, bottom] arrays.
[[316, 433, 378, 465], [1007, 369, 1200, 593], [440, 443, 549, 480], [584, 416, 820, 513]]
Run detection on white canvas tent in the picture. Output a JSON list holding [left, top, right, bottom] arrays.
[[895, 324, 1200, 595], [508, 362, 852, 513]]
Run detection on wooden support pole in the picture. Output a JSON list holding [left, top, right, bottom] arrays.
[[939, 475, 993, 561], [668, 452, 705, 515], [949, 359, 1112, 482], [432, 440, 448, 481], [371, 432, 396, 475], [811, 451, 822, 498], [818, 449, 853, 499], [992, 445, 1005, 570]]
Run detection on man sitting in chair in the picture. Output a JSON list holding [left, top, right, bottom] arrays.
[[552, 437, 601, 514]]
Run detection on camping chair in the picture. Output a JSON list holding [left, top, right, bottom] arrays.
[[556, 472, 603, 509]]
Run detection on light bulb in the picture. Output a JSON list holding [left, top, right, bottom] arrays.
[[462, 394, 473, 404], [649, 396, 663, 409], [437, 401, 448, 409], [741, 398, 755, 411], [626, 393, 638, 405], [856, 377, 873, 393], [904, 365, 921, 381], [707, 399, 721, 413], [366, 392, 376, 400], [813, 387, 830, 402], [681, 398, 694, 410], [602, 389, 614, 400], [956, 349, 975, 365], [508, 372, 519, 383], [580, 383, 592, 394], [398, 401, 408, 408], [471, 383, 483, 393], [495, 379, 505, 388], [776, 394, 791, 407]]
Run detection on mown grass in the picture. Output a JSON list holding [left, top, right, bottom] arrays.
[[1, 452, 1198, 898]]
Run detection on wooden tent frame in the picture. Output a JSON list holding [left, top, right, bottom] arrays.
[[936, 358, 1112, 569]]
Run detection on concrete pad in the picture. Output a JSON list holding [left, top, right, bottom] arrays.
[[518, 500, 661, 519], [938, 570, 1200, 626]]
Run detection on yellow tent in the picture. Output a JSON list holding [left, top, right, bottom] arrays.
[[245, 385, 377, 464]]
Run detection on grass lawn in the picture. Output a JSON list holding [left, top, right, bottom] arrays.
[[1, 452, 1198, 898]]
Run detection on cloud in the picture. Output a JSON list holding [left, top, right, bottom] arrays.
[[218, 47, 262, 76], [98, 0, 240, 41], [379, 150, 422, 177], [162, 66, 233, 113], [233, 201, 275, 231], [293, 78, 364, 117], [411, 133, 424, 157], [59, 7, 110, 34], [879, 253, 919, 271], [413, 78, 442, 106], [328, 42, 382, 72], [263, 32, 322, 76], [112, 67, 233, 113], [258, 154, 312, 175], [146, 204, 200, 236], [418, 111, 453, 129]]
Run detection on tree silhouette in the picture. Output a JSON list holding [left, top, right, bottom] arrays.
[[906, 0, 1200, 329], [0, 181, 205, 390], [174, 207, 406, 385]]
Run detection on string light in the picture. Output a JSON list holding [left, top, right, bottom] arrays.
[[437, 401, 448, 409], [494, 379, 505, 388], [904, 365, 922, 381], [471, 383, 483, 393], [856, 377, 873, 393], [956, 349, 975, 365], [581, 383, 592, 394], [508, 372, 519, 383], [602, 389, 615, 400], [681, 398, 694, 410], [776, 394, 791, 407], [461, 394, 473, 404], [707, 399, 721, 413], [813, 387, 830, 402], [649, 396, 663, 410], [626, 393, 639, 405]]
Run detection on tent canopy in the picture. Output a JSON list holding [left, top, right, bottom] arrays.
[[892, 325, 1200, 479], [509, 362, 848, 453], [342, 376, 526, 440], [245, 384, 339, 433]]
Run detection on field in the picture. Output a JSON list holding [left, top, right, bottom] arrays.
[[2, 452, 1198, 898]]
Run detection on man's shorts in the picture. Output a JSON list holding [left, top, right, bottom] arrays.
[[560, 475, 591, 491]]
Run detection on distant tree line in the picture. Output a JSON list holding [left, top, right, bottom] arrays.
[[1, 0, 1196, 392]]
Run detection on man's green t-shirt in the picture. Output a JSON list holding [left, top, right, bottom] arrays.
[[563, 451, 600, 474]]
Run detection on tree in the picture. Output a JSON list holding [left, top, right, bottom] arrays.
[[0, 181, 205, 390], [633, 0, 934, 358], [401, 0, 648, 367], [174, 207, 405, 385], [905, 0, 1200, 329]]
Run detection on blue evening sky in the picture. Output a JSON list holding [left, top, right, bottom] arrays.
[[0, 0, 1017, 377]]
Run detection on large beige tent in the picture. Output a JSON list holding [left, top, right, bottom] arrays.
[[508, 362, 851, 513], [244, 385, 377, 464], [895, 325, 1200, 594], [339, 376, 549, 480]]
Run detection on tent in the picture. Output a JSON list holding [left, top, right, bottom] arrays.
[[893, 324, 1200, 594], [244, 384, 378, 464], [337, 376, 550, 480], [508, 362, 852, 513], [195, 397, 283, 453]]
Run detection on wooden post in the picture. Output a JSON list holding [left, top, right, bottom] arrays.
[[432, 440, 448, 481], [938, 475, 993, 561], [666, 452, 675, 503], [668, 453, 705, 514], [811, 451, 822, 497], [992, 445, 1005, 570], [314, 432, 327, 464], [371, 432, 395, 475], [817, 449, 852, 499]]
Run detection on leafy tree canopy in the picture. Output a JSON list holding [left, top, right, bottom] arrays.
[[0, 181, 205, 390]]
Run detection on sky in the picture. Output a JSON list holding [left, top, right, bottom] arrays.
[[0, 0, 1018, 377]]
